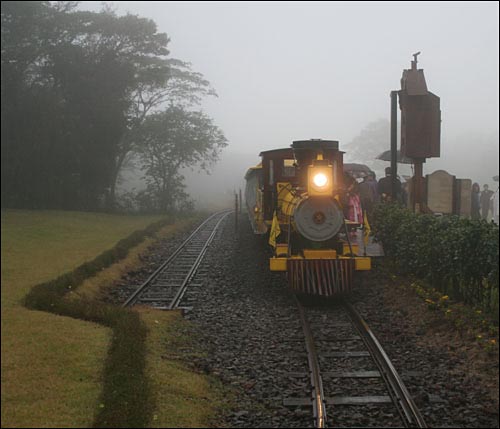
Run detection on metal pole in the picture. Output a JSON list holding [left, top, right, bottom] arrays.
[[390, 91, 398, 202], [234, 193, 238, 232]]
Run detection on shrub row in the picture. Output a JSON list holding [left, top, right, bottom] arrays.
[[372, 204, 499, 319], [23, 216, 175, 428]]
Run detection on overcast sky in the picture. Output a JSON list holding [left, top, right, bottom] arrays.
[[80, 1, 499, 204]]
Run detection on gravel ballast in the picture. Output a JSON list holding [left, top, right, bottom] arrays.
[[106, 212, 499, 428]]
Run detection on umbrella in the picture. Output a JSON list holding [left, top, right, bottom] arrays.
[[376, 150, 414, 164], [343, 163, 373, 178]]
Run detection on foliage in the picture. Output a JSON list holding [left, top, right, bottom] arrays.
[[1, 2, 225, 212], [110, 57, 218, 208], [137, 106, 227, 212], [343, 119, 394, 174], [410, 280, 498, 344], [372, 203, 499, 319]]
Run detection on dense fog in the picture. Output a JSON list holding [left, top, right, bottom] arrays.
[[80, 1, 499, 210]]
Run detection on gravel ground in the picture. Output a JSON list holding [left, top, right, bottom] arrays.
[[184, 214, 314, 428], [350, 269, 499, 428], [181, 215, 411, 428], [104, 212, 499, 428], [101, 217, 208, 305]]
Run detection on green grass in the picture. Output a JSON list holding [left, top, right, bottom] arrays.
[[140, 309, 228, 428], [1, 209, 166, 428], [63, 217, 228, 427], [1, 209, 165, 305], [2, 209, 227, 428]]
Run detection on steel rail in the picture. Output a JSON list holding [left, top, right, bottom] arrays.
[[168, 210, 231, 309], [343, 300, 427, 428], [294, 296, 327, 428], [123, 210, 232, 308]]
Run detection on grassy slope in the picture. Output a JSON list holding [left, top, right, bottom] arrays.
[[140, 309, 227, 428], [1, 209, 165, 428], [68, 216, 227, 427]]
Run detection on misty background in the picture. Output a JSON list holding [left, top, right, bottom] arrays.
[[80, 1, 499, 209]]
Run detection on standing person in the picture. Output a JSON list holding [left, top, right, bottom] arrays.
[[359, 173, 376, 223], [398, 176, 408, 207], [480, 184, 494, 220], [343, 173, 363, 238], [366, 172, 379, 204], [492, 176, 499, 225], [401, 181, 410, 207], [471, 182, 481, 220], [378, 167, 402, 203]]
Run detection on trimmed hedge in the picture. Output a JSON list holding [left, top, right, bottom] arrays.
[[23, 216, 175, 428], [372, 204, 499, 319]]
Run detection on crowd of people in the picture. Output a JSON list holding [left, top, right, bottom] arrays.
[[472, 179, 499, 224], [343, 167, 499, 226], [342, 166, 402, 228], [471, 181, 498, 224]]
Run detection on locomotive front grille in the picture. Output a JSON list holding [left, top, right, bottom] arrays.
[[287, 258, 354, 296]]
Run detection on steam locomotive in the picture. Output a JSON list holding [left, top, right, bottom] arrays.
[[245, 139, 371, 296]]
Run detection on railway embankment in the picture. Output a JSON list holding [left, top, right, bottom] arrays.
[[351, 265, 499, 428], [6, 208, 497, 428], [175, 213, 498, 428]]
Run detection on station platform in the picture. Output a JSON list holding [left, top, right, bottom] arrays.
[[349, 229, 385, 257]]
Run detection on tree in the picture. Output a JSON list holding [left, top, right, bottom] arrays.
[[344, 119, 391, 167], [1, 2, 225, 212], [138, 105, 227, 212], [1, 3, 167, 209], [343, 119, 412, 179], [1, 1, 60, 208], [109, 58, 217, 209], [47, 8, 174, 209]]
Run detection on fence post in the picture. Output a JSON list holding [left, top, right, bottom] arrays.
[[239, 188, 242, 214], [235, 192, 238, 233]]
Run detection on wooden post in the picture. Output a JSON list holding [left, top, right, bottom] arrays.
[[413, 159, 424, 213]]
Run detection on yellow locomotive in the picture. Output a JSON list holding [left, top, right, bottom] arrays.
[[245, 139, 371, 296]]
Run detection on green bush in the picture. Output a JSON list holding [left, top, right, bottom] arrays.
[[372, 204, 499, 319]]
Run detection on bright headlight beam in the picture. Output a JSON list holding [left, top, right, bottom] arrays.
[[313, 173, 328, 188]]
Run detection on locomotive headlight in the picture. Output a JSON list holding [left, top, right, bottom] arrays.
[[313, 173, 328, 188], [308, 165, 333, 196]]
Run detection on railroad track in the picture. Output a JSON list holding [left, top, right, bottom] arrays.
[[285, 297, 427, 428], [123, 210, 232, 309]]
